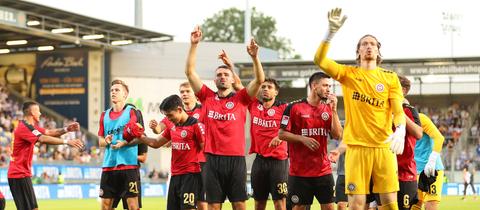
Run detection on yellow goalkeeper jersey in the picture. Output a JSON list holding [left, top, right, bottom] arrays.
[[314, 42, 404, 147]]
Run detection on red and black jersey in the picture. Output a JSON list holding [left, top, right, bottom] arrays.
[[280, 98, 333, 177], [162, 116, 205, 176], [196, 85, 253, 156], [397, 103, 421, 181], [161, 103, 205, 162], [8, 121, 46, 178], [248, 100, 288, 160]]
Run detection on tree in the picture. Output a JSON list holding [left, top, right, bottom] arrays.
[[201, 7, 300, 59]]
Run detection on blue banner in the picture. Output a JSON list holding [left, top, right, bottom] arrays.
[[35, 50, 89, 127]]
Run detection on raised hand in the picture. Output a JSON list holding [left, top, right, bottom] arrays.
[[190, 26, 202, 44], [247, 38, 259, 58], [328, 8, 347, 33], [218, 50, 234, 69]]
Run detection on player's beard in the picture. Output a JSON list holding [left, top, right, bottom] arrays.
[[216, 82, 230, 91]]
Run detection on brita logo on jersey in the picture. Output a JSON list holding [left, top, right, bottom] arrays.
[[172, 142, 191, 150], [207, 110, 236, 121], [352, 91, 385, 108], [252, 116, 277, 128], [301, 128, 329, 136]]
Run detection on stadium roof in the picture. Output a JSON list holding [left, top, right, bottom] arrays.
[[0, 0, 173, 52]]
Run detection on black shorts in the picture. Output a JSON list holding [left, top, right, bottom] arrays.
[[204, 154, 247, 203], [199, 162, 207, 202], [398, 181, 418, 210], [167, 173, 202, 210], [100, 169, 140, 198], [0, 198, 4, 210], [112, 169, 142, 209], [335, 175, 347, 203], [288, 174, 335, 205], [251, 154, 288, 201], [8, 177, 38, 210]]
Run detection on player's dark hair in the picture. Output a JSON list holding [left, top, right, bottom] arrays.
[[160, 95, 183, 112], [308, 72, 331, 88], [356, 34, 382, 65], [397, 75, 411, 93], [264, 78, 280, 91], [22, 101, 38, 115]]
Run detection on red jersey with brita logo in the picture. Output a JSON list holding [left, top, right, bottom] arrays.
[[280, 99, 333, 177], [196, 85, 253, 156], [248, 100, 288, 160], [162, 116, 205, 176]]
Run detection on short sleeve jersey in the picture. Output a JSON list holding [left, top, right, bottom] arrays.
[[280, 99, 333, 177], [161, 103, 205, 162], [8, 121, 46, 178], [196, 85, 253, 156], [248, 100, 288, 160], [162, 117, 205, 176]]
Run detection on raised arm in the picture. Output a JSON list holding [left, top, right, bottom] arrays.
[[185, 26, 204, 93], [245, 38, 265, 97], [313, 8, 347, 80], [219, 50, 244, 91]]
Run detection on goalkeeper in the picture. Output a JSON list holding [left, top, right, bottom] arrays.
[[314, 8, 406, 210]]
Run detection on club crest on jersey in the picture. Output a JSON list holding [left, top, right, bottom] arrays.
[[347, 183, 356, 192], [257, 104, 264, 111], [193, 113, 200, 119], [321, 112, 329, 121], [291, 195, 299, 204], [180, 130, 187, 138], [225, 101, 234, 109], [375, 83, 385, 92], [267, 109, 275, 116]]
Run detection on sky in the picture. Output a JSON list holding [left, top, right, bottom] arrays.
[[26, 0, 479, 60]]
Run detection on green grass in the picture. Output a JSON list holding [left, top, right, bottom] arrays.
[[5, 196, 479, 210]]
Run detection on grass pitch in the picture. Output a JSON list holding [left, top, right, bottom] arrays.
[[5, 195, 478, 209]]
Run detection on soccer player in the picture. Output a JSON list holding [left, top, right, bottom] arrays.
[[314, 8, 406, 210], [279, 72, 342, 210], [185, 26, 265, 210], [112, 104, 148, 210], [140, 95, 205, 210], [148, 81, 207, 210], [249, 78, 288, 210], [410, 113, 445, 210], [98, 79, 145, 210], [395, 75, 424, 210], [8, 101, 84, 210]]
